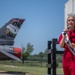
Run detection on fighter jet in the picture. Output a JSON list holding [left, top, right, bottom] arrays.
[[0, 18, 25, 62]]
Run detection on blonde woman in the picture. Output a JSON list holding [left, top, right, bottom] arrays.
[[58, 13, 75, 75]]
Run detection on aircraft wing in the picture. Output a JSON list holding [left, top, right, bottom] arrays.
[[0, 49, 22, 62]]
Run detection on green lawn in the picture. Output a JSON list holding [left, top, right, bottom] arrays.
[[0, 64, 63, 75]]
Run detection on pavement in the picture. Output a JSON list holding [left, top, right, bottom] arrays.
[[0, 71, 25, 75]]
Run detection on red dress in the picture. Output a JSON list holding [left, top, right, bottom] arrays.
[[58, 30, 75, 75]]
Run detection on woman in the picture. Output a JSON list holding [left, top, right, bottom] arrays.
[[58, 13, 75, 75]]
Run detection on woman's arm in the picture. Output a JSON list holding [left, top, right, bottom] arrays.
[[59, 35, 66, 48]]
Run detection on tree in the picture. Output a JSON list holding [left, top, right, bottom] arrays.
[[21, 43, 34, 64]]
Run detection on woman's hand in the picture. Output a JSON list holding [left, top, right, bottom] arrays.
[[70, 43, 75, 48]]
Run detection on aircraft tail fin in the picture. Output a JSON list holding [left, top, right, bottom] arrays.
[[0, 18, 25, 45]]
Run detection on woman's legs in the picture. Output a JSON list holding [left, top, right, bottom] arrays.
[[62, 61, 75, 75]]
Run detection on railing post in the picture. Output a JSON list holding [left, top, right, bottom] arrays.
[[47, 41, 52, 75], [52, 38, 57, 75]]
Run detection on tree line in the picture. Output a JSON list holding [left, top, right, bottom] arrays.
[[21, 43, 62, 65]]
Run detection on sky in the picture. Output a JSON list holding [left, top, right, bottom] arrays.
[[0, 0, 67, 54]]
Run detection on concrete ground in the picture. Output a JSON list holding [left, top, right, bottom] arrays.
[[0, 71, 32, 75], [0, 71, 25, 75]]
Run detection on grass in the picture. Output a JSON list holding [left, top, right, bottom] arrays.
[[0, 64, 47, 75], [0, 61, 63, 75]]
